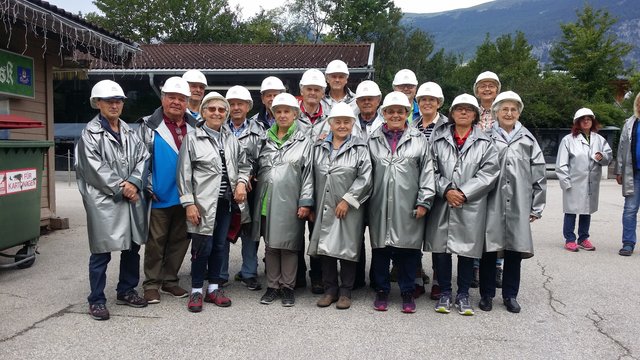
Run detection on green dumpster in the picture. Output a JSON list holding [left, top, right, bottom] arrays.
[[0, 140, 54, 269]]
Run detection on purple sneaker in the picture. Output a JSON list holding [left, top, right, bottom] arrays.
[[401, 292, 416, 313], [373, 291, 389, 311]]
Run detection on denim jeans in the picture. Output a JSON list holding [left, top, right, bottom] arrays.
[[88, 242, 140, 305], [622, 173, 640, 246], [239, 235, 259, 279], [371, 247, 420, 294], [190, 199, 232, 288], [433, 253, 474, 297], [562, 213, 591, 243]]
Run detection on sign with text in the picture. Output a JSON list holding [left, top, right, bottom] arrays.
[[1, 168, 37, 196], [0, 49, 35, 99]]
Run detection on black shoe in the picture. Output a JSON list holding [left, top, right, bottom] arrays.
[[495, 267, 503, 288], [479, 297, 493, 311], [503, 297, 521, 313], [619, 244, 634, 256], [281, 287, 295, 307], [116, 290, 148, 308], [241, 277, 262, 291], [89, 303, 110, 320], [311, 279, 324, 294], [470, 267, 479, 288], [260, 288, 280, 305]]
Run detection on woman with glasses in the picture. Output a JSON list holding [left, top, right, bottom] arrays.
[[426, 94, 499, 316], [481, 91, 546, 313], [555, 108, 612, 252], [178, 92, 251, 313]]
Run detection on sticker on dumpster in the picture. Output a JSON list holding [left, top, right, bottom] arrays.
[[3, 168, 37, 195], [0, 171, 6, 195]]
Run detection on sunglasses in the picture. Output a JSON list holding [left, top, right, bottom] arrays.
[[206, 106, 227, 113]]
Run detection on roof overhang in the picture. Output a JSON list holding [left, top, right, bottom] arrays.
[[88, 67, 374, 76]]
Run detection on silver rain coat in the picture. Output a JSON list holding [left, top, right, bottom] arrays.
[[616, 116, 639, 196], [75, 116, 150, 254], [424, 124, 500, 258], [485, 124, 547, 257], [555, 132, 613, 214], [367, 126, 436, 250], [307, 136, 373, 261], [250, 127, 314, 251], [177, 123, 250, 235]]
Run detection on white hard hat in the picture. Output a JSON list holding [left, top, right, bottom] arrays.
[[182, 69, 208, 86], [380, 91, 412, 112], [355, 80, 382, 99], [327, 102, 356, 122], [416, 82, 444, 104], [260, 76, 286, 93], [450, 93, 481, 115], [474, 71, 501, 96], [492, 91, 524, 112], [271, 93, 301, 115], [90, 80, 126, 109], [200, 91, 229, 118], [573, 107, 595, 123], [225, 85, 253, 109], [392, 69, 418, 86], [325, 59, 349, 75], [162, 76, 191, 97], [299, 69, 327, 88]]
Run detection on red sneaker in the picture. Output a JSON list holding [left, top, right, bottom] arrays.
[[187, 292, 203, 313], [564, 242, 579, 252], [579, 239, 596, 251], [205, 289, 232, 307]]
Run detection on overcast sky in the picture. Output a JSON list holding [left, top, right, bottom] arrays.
[[48, 0, 495, 17]]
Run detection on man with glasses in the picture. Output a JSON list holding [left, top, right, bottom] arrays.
[[137, 77, 198, 304], [392, 69, 420, 123]]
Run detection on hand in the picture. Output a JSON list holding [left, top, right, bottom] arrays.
[[317, 133, 328, 141], [234, 182, 247, 204], [308, 211, 316, 222], [335, 200, 349, 219], [445, 189, 465, 208], [594, 152, 603, 161], [120, 181, 138, 200], [415, 205, 427, 219], [616, 174, 623, 185], [529, 215, 538, 223], [127, 193, 140, 203], [186, 204, 201, 226], [297, 206, 310, 219]]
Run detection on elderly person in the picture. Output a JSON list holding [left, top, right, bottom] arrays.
[[321, 59, 357, 113], [481, 91, 546, 313], [556, 108, 612, 252], [392, 69, 420, 123], [426, 94, 499, 316], [368, 91, 435, 314], [182, 69, 208, 121], [224, 86, 266, 291], [178, 92, 250, 312], [413, 81, 449, 299], [251, 76, 286, 130], [617, 93, 640, 256], [76, 80, 149, 320], [354, 80, 384, 139], [252, 93, 314, 307], [308, 102, 372, 310], [137, 77, 197, 304]]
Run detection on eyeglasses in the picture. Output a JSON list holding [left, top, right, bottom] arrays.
[[395, 84, 416, 90], [500, 107, 519, 114], [478, 84, 497, 90], [454, 106, 475, 113], [206, 106, 227, 113]]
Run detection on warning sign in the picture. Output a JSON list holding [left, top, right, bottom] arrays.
[[3, 168, 37, 195], [0, 171, 6, 195]]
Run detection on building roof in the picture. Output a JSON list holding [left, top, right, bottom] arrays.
[[89, 43, 375, 74], [2, 0, 139, 65]]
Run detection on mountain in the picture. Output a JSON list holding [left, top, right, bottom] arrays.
[[403, 0, 640, 67]]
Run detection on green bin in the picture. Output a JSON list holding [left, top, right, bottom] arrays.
[[0, 140, 53, 269]]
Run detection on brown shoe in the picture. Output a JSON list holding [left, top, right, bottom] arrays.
[[336, 296, 351, 310], [316, 294, 338, 307], [160, 285, 189, 298], [143, 289, 160, 304]]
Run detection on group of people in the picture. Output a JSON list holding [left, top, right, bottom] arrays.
[[75, 59, 640, 321]]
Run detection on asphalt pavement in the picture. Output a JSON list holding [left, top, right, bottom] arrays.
[[0, 178, 639, 359]]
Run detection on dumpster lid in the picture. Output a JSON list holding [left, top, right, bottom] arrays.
[[0, 115, 44, 129]]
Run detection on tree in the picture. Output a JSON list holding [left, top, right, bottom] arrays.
[[285, 0, 333, 43], [550, 5, 632, 101], [86, 0, 164, 43]]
